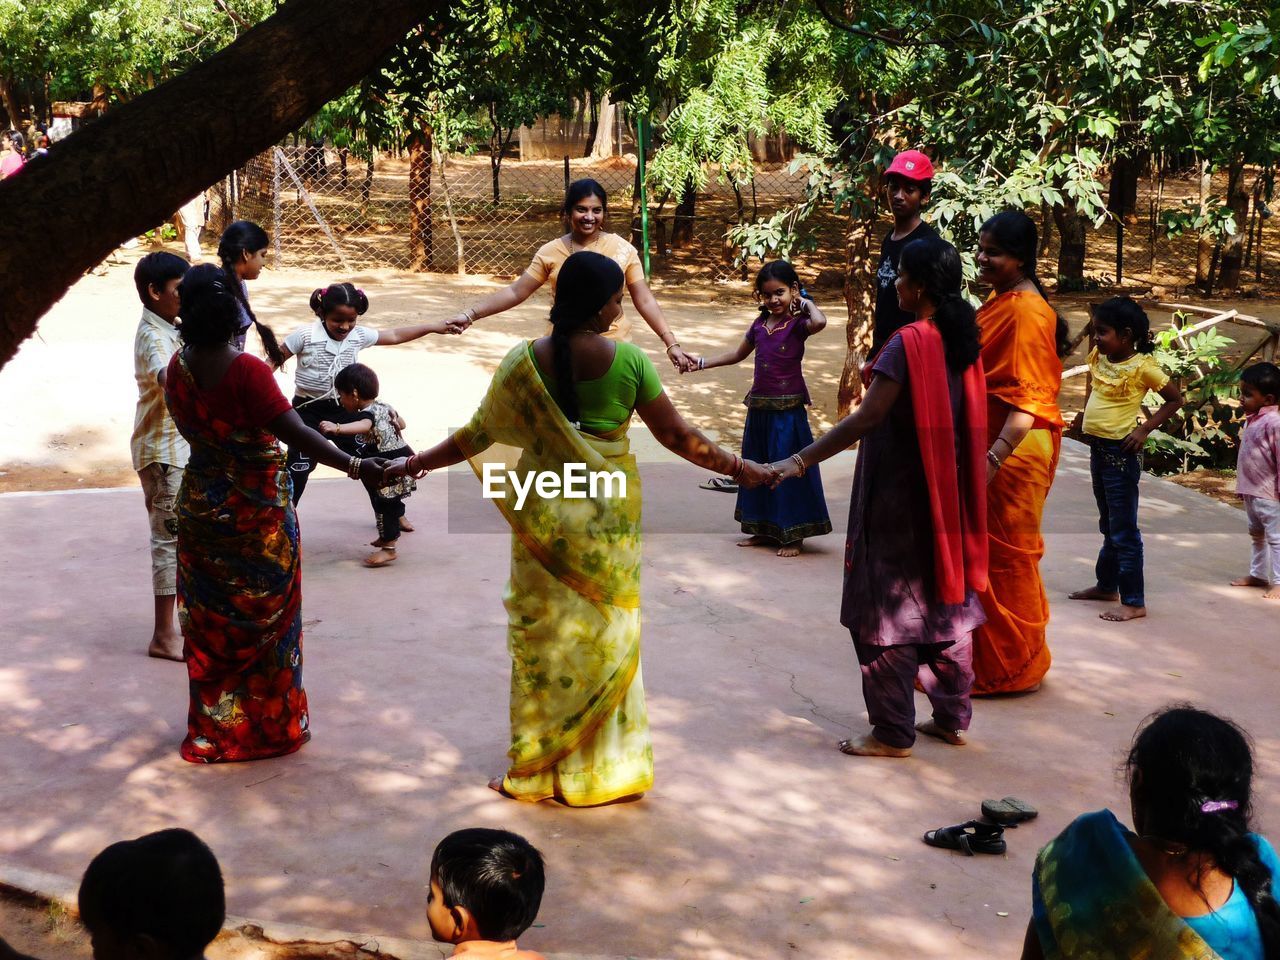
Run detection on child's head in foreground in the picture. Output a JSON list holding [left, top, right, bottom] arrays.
[[134, 252, 190, 320], [427, 828, 545, 945], [78, 828, 224, 960]]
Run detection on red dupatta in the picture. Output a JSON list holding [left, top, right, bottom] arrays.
[[872, 321, 988, 603]]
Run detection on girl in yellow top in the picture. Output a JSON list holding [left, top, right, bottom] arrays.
[[445, 178, 696, 373], [1068, 297, 1181, 622]]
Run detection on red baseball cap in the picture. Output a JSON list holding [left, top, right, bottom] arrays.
[[885, 150, 934, 182]]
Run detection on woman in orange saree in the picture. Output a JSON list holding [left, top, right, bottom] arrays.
[[971, 212, 1067, 695]]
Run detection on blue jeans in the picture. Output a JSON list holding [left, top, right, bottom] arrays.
[[1089, 438, 1144, 607]]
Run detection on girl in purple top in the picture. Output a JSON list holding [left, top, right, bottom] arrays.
[[690, 261, 832, 556]]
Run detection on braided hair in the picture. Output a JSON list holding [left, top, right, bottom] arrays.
[[177, 264, 248, 349], [216, 220, 283, 366], [980, 211, 1071, 358], [753, 260, 804, 324], [1127, 706, 1280, 959], [1093, 297, 1156, 354], [546, 251, 625, 425], [897, 238, 981, 372]]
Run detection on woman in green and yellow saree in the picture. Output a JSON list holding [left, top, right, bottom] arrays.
[[387, 252, 772, 806]]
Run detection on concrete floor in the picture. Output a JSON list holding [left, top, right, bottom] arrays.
[[2, 441, 1278, 960]]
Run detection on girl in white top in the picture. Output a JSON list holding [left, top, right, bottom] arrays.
[[445, 178, 696, 372], [277, 282, 459, 503]]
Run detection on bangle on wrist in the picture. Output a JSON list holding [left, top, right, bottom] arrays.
[[409, 454, 430, 480], [994, 436, 1014, 453], [987, 449, 1002, 469], [665, 341, 681, 355], [791, 452, 806, 477], [698, 356, 705, 371]]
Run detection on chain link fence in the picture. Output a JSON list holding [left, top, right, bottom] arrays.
[[203, 132, 1278, 295], [204, 134, 843, 282]]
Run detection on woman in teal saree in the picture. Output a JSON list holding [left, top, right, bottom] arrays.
[[1024, 707, 1280, 960]]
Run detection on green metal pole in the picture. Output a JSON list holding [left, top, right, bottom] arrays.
[[638, 113, 650, 279]]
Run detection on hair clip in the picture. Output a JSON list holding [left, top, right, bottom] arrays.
[[1200, 800, 1239, 814]]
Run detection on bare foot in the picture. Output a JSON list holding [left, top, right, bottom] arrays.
[[838, 734, 911, 758], [737, 535, 768, 548], [777, 541, 802, 558], [1230, 576, 1269, 588], [147, 634, 184, 662], [399, 516, 415, 533], [1068, 585, 1119, 601], [487, 776, 516, 798], [916, 720, 966, 746], [1265, 586, 1280, 600], [369, 537, 394, 547], [1100, 604, 1146, 622], [363, 548, 397, 567]]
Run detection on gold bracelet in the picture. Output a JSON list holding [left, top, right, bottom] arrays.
[[791, 453, 806, 477], [665, 341, 681, 355]]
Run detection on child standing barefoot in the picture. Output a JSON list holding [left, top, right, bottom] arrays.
[[1230, 362, 1280, 599], [690, 262, 831, 556], [1067, 298, 1182, 622], [320, 363, 416, 567]]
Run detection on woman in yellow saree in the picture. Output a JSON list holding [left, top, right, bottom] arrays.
[[971, 212, 1067, 696], [387, 252, 771, 805]]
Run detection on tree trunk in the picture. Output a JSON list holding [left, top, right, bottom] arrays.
[[588, 92, 614, 160], [408, 131, 432, 272], [361, 155, 374, 208], [1195, 158, 1214, 290], [583, 94, 599, 158], [1217, 155, 1249, 292], [0, 0, 434, 370], [672, 179, 696, 248], [1053, 200, 1086, 284], [517, 124, 534, 161], [837, 190, 880, 416], [0, 76, 21, 129], [1038, 199, 1053, 256]]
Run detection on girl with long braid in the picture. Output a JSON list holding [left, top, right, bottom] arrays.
[[216, 220, 272, 354], [384, 251, 771, 805], [1024, 706, 1280, 959]]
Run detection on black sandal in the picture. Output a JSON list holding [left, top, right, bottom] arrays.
[[922, 820, 1006, 856], [981, 796, 1038, 826]]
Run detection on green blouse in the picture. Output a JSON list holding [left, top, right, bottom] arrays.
[[530, 341, 664, 433]]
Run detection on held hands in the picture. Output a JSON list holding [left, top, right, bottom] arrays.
[[737, 458, 775, 489], [381, 456, 412, 481], [432, 316, 468, 335], [666, 344, 698, 374], [357, 457, 391, 483], [767, 457, 802, 488]]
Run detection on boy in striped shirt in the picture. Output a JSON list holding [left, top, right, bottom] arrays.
[[131, 252, 190, 661]]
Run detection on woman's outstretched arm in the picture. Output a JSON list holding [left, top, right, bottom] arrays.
[[446, 273, 544, 328], [629, 278, 695, 371], [768, 374, 901, 482], [635, 392, 772, 486]]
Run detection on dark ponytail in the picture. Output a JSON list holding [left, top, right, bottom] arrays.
[[1127, 706, 1280, 960], [980, 211, 1071, 358], [1093, 296, 1156, 354], [177, 264, 245, 349], [216, 220, 284, 367], [546, 251, 626, 426], [310, 282, 370, 319], [898, 238, 981, 372]]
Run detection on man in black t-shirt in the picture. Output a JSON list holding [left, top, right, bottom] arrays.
[[872, 150, 938, 352]]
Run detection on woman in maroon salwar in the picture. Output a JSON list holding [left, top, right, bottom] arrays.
[[769, 239, 988, 757]]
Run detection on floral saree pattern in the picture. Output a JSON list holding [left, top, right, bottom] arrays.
[[455, 343, 652, 805], [166, 354, 309, 763]]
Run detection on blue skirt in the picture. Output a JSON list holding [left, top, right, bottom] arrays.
[[735, 406, 832, 543]]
